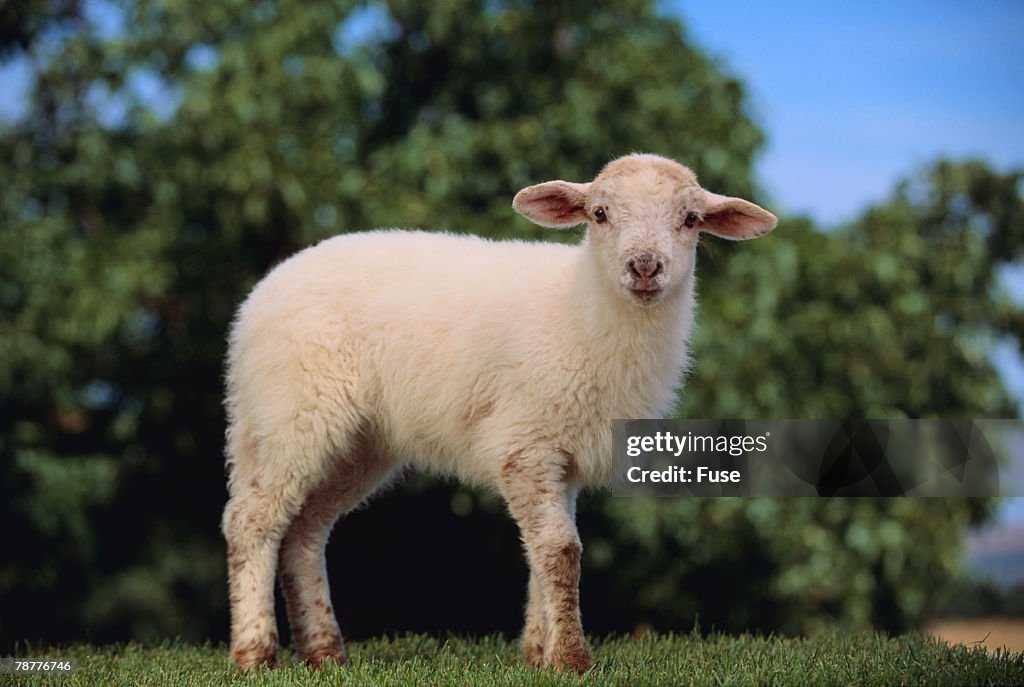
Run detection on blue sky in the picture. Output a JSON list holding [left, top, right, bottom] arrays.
[[670, 0, 1024, 226]]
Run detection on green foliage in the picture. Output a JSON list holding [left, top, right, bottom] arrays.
[[1, 0, 1023, 648], [682, 160, 1024, 419], [10, 634, 1024, 687], [582, 497, 978, 636]]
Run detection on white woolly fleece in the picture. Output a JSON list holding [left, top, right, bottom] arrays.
[[226, 227, 693, 489]]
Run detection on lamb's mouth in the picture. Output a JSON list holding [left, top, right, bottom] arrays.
[[629, 286, 663, 304]]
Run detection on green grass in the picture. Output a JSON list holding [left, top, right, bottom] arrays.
[[8, 632, 1024, 687]]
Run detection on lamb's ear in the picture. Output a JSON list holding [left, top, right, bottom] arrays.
[[513, 181, 591, 228], [701, 191, 778, 240]]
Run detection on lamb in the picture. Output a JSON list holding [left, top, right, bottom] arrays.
[[221, 153, 777, 674]]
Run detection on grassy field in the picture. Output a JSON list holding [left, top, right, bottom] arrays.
[[7, 632, 1024, 687]]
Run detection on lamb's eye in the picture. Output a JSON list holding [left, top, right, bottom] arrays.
[[684, 213, 699, 229], [593, 207, 607, 224]]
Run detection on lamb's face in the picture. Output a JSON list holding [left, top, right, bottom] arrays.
[[584, 163, 703, 306], [513, 154, 778, 308]]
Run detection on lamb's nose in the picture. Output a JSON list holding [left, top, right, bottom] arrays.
[[629, 253, 663, 279]]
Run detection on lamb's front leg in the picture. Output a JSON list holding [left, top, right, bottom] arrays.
[[521, 571, 549, 668], [501, 453, 592, 674]]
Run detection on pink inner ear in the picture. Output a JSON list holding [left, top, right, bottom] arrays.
[[514, 181, 590, 227], [533, 193, 585, 221], [702, 195, 777, 240], [707, 206, 757, 236]]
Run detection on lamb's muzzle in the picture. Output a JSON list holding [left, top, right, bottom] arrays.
[[221, 152, 777, 675], [628, 252, 664, 279]]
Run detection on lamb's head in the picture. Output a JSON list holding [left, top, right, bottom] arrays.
[[513, 153, 777, 306]]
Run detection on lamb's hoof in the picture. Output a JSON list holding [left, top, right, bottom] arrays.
[[522, 641, 546, 669], [549, 645, 593, 675], [232, 642, 279, 670], [301, 648, 347, 669]]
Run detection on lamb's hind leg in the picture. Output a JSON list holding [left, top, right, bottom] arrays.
[[222, 432, 326, 669], [223, 414, 361, 669], [279, 441, 396, 667]]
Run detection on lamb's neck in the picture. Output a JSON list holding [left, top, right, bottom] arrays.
[[567, 250, 696, 370]]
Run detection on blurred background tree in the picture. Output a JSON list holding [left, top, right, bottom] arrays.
[[1, 0, 1022, 648]]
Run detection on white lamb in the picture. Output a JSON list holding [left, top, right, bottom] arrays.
[[221, 153, 776, 673]]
